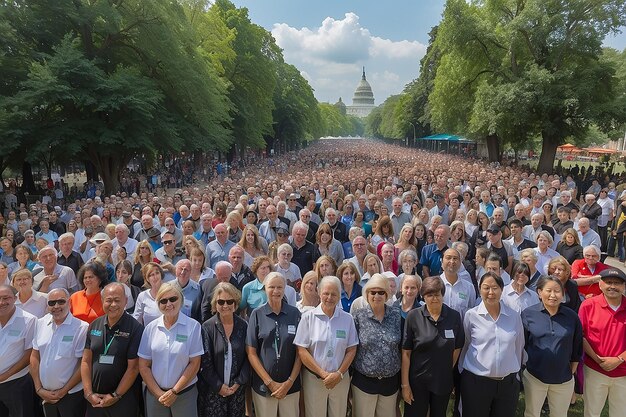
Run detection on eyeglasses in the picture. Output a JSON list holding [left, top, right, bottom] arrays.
[[217, 299, 236, 306], [47, 299, 67, 306], [158, 296, 179, 305], [162, 240, 174, 245], [369, 290, 386, 296]]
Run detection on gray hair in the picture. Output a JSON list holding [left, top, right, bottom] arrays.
[[319, 275, 342, 296], [58, 232, 75, 244], [583, 245, 601, 257]]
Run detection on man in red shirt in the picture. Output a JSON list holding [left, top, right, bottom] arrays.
[[579, 268, 626, 417], [571, 245, 608, 298]]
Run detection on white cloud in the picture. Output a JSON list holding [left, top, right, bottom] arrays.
[[272, 12, 427, 104]]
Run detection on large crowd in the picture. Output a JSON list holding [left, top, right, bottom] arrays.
[[0, 139, 625, 417]]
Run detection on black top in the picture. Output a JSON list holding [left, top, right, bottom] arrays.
[[512, 238, 537, 252], [290, 241, 319, 276], [522, 303, 583, 384], [198, 314, 250, 393], [328, 221, 348, 243], [85, 312, 143, 393], [131, 263, 145, 288], [556, 242, 584, 265], [402, 304, 464, 395], [553, 220, 574, 235], [246, 302, 302, 396], [562, 279, 582, 312], [231, 265, 255, 291], [57, 251, 84, 275]]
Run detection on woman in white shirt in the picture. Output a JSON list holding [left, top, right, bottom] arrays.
[[12, 268, 48, 318], [138, 282, 204, 417], [460, 271, 524, 417], [132, 262, 164, 326]]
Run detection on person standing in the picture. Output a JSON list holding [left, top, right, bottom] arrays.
[[402, 277, 464, 417], [521, 276, 582, 417], [578, 268, 626, 417], [460, 272, 524, 417], [81, 283, 144, 417], [138, 283, 203, 417], [31, 288, 89, 417], [0, 284, 37, 417]]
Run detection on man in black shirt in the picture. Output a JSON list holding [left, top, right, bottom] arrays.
[[81, 283, 143, 417]]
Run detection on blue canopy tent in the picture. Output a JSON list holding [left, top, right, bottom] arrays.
[[416, 134, 477, 155]]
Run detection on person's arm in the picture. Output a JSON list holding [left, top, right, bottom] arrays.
[[98, 358, 139, 407], [401, 349, 414, 404], [322, 345, 356, 390], [297, 346, 327, 379], [584, 338, 626, 373], [422, 265, 431, 278], [0, 348, 31, 383], [138, 358, 165, 399], [30, 350, 59, 403], [505, 255, 513, 275], [80, 349, 102, 407]]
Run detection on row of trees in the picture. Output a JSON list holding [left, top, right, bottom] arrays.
[[0, 0, 351, 193], [367, 0, 626, 172]]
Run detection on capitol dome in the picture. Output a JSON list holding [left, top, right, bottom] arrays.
[[352, 67, 375, 106]]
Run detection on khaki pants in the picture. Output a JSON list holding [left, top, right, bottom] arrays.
[[351, 385, 397, 417], [251, 390, 299, 417], [583, 365, 626, 417], [302, 369, 350, 417], [522, 369, 573, 417]]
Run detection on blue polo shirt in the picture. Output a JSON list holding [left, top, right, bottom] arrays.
[[419, 243, 448, 276], [521, 303, 583, 384]]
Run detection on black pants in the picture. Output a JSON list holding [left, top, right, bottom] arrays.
[[460, 370, 520, 417], [42, 391, 86, 417], [404, 382, 449, 417], [0, 374, 35, 417], [598, 225, 608, 252], [85, 392, 139, 417]]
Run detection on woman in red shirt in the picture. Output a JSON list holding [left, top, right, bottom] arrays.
[[70, 262, 107, 323]]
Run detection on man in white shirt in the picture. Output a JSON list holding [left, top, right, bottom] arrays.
[[439, 248, 477, 320], [0, 284, 37, 417], [31, 288, 88, 417], [578, 217, 602, 249], [111, 224, 138, 265], [33, 247, 79, 294]]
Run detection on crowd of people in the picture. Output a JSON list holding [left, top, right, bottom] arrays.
[[0, 139, 625, 417]]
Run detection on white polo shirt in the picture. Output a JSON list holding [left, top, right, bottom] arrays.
[[440, 273, 477, 321], [132, 290, 161, 326], [294, 304, 359, 373], [33, 313, 88, 393], [0, 307, 36, 383], [111, 237, 138, 264], [15, 291, 48, 319], [138, 313, 203, 389]]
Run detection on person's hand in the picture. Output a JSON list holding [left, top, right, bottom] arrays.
[[97, 394, 119, 408], [87, 393, 105, 407], [116, 247, 127, 261], [598, 357, 623, 372], [37, 389, 58, 403], [218, 384, 231, 397], [158, 389, 178, 407], [401, 385, 414, 405], [271, 380, 293, 400], [41, 274, 59, 287], [322, 371, 342, 390]]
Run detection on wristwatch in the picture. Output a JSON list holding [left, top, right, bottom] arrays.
[[170, 388, 179, 395], [111, 391, 120, 398]]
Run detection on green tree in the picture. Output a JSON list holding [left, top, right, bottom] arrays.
[[429, 0, 626, 170]]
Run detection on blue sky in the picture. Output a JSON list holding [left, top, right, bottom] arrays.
[[231, 0, 626, 105]]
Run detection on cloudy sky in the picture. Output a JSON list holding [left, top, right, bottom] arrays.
[[231, 0, 626, 106]]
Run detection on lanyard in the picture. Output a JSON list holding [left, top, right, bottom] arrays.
[[273, 321, 281, 360], [103, 327, 116, 355]]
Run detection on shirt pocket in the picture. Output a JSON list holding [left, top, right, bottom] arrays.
[[57, 338, 76, 358]]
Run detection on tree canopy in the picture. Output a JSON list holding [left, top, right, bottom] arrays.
[[0, 0, 321, 192]]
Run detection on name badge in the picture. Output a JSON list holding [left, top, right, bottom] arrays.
[[90, 330, 102, 337], [336, 330, 346, 339], [8, 329, 21, 337], [176, 334, 188, 342], [458, 292, 467, 300], [445, 329, 454, 339], [183, 299, 192, 310], [62, 335, 74, 342], [99, 355, 114, 365], [287, 325, 296, 335]]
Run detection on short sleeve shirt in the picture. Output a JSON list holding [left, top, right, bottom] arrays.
[[85, 313, 143, 393], [138, 313, 204, 389], [0, 307, 37, 382]]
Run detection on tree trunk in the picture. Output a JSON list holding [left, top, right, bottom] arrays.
[[21, 161, 37, 193], [537, 132, 559, 174], [96, 156, 122, 195], [485, 134, 500, 162]]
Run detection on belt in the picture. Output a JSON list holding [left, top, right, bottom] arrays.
[[159, 383, 195, 396]]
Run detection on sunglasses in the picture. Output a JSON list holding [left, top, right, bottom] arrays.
[[159, 296, 179, 305], [369, 290, 387, 296], [162, 240, 174, 245], [217, 299, 236, 306], [47, 299, 67, 307]]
